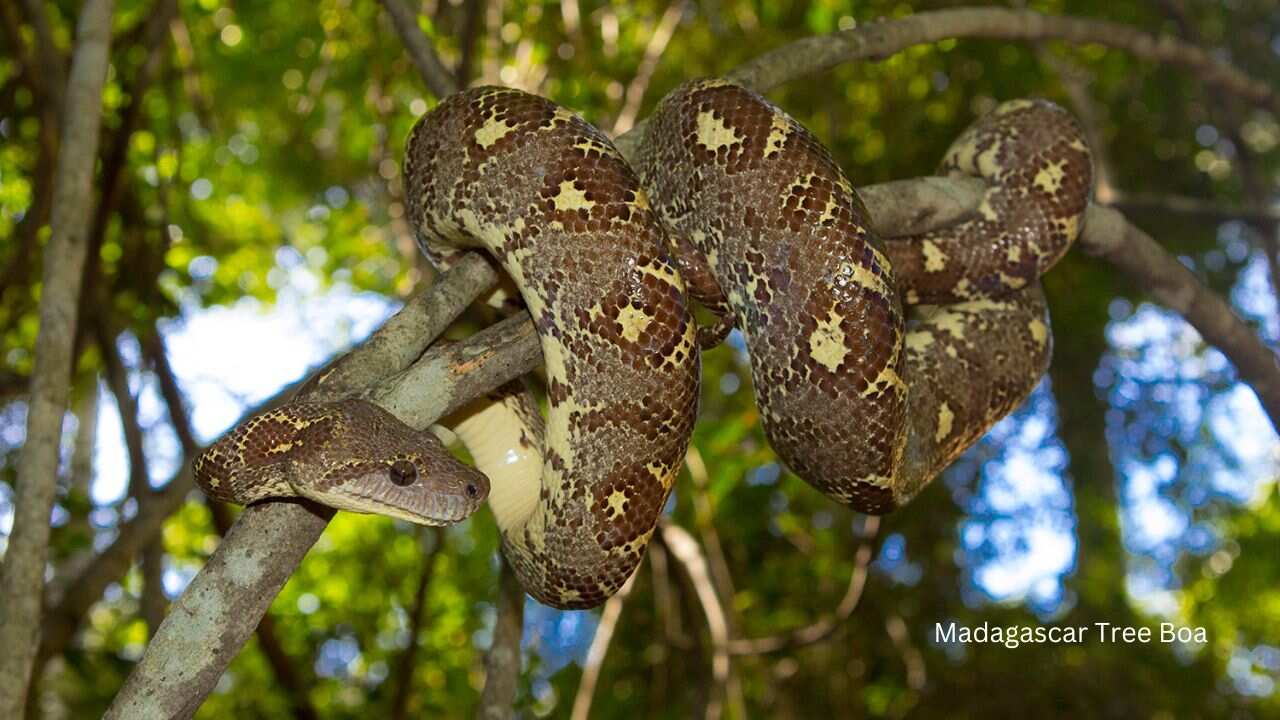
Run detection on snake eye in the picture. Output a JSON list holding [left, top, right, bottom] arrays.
[[389, 460, 417, 487], [465, 483, 480, 499]]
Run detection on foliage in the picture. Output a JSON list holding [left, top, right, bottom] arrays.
[[1, 0, 1278, 717]]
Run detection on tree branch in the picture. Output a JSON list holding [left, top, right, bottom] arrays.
[[569, 573, 635, 720], [610, 0, 687, 135], [389, 527, 442, 720], [726, 8, 1275, 113], [726, 517, 879, 655], [378, 0, 460, 99], [0, 2, 114, 715], [105, 259, 496, 718], [660, 523, 730, 720], [476, 559, 525, 720], [613, 7, 1276, 159]]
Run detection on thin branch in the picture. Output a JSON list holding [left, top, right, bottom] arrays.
[[19, 0, 66, 112], [389, 527, 442, 720], [884, 615, 926, 691], [660, 523, 729, 720], [477, 559, 525, 720], [378, 0, 459, 98], [610, 0, 687, 136], [725, 8, 1276, 114], [1108, 191, 1280, 224], [455, 0, 486, 87], [0, 2, 114, 715], [569, 573, 635, 720], [612, 7, 1278, 159], [726, 517, 879, 655]]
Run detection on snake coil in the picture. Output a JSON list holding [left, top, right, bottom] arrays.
[[194, 80, 1091, 610]]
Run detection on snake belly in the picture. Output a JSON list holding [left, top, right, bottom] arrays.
[[637, 80, 1091, 513], [403, 87, 700, 608]]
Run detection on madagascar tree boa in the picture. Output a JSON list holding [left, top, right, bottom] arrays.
[[194, 79, 1091, 609]]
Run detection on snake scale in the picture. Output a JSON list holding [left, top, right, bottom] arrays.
[[194, 80, 1090, 609]]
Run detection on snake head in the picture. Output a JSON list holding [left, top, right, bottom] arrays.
[[298, 441, 490, 526], [199, 400, 490, 526]]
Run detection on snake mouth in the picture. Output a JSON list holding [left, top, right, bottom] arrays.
[[298, 468, 490, 526]]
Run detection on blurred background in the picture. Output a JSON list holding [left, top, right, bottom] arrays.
[[2, 0, 1279, 717]]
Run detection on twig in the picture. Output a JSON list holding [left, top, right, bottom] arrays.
[[390, 528, 443, 720], [477, 559, 525, 720], [884, 615, 926, 691], [1108, 192, 1280, 224], [378, 0, 459, 98], [0, 2, 115, 714], [610, 0, 687, 135], [727, 517, 879, 655], [660, 523, 729, 720], [570, 573, 635, 720]]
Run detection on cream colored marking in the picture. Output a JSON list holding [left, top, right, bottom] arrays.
[[764, 114, 792, 157], [945, 344, 959, 358], [637, 257, 684, 288], [862, 362, 905, 399], [632, 187, 651, 210], [997, 271, 1028, 290], [953, 278, 974, 299], [1028, 316, 1048, 346], [905, 330, 935, 352], [995, 99, 1035, 114], [474, 118, 515, 149], [922, 240, 947, 272], [266, 441, 296, 454], [853, 472, 891, 488], [553, 180, 595, 212], [933, 299, 1005, 338], [838, 259, 893, 299], [905, 289, 920, 305], [1033, 159, 1067, 194], [1006, 243, 1022, 264], [1055, 213, 1080, 240], [935, 402, 955, 442], [977, 196, 1000, 222], [809, 310, 849, 372], [616, 304, 654, 343], [695, 110, 742, 151], [1069, 138, 1088, 152], [605, 490, 628, 519], [976, 140, 1003, 178]]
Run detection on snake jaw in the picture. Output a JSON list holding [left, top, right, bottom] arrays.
[[294, 455, 490, 526]]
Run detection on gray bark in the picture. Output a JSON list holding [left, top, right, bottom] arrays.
[[0, 0, 115, 715]]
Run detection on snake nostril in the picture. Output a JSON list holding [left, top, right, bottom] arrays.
[[465, 483, 480, 499], [389, 460, 417, 487]]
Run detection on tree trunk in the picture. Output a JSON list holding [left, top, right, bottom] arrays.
[[0, 1, 115, 715]]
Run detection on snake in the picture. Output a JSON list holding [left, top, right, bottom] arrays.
[[193, 80, 1091, 609]]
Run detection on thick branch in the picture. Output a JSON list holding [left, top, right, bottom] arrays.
[[0, 2, 114, 715], [105, 259, 496, 718]]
